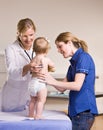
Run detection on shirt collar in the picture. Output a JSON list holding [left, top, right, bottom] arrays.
[[70, 48, 83, 65]]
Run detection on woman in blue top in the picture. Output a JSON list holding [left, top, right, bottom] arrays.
[[38, 32, 98, 130]]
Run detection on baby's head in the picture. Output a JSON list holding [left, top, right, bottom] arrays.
[[33, 37, 50, 54]]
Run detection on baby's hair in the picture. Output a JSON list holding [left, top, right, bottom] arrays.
[[33, 37, 51, 53]]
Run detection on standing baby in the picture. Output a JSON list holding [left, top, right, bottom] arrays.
[[28, 37, 55, 119]]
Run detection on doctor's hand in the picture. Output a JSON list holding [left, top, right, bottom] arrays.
[[30, 63, 43, 73], [22, 63, 33, 76], [22, 62, 41, 76]]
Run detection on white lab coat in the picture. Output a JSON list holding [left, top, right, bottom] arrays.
[[1, 40, 35, 112]]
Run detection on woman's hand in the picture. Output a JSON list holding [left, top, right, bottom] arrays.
[[37, 72, 56, 86]]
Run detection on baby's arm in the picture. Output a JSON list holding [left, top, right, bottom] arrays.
[[48, 58, 55, 72]]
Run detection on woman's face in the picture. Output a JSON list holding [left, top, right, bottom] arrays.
[[19, 27, 35, 50], [56, 41, 73, 58]]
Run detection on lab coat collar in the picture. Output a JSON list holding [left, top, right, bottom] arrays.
[[14, 40, 33, 62]]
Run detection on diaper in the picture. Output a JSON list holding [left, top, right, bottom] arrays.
[[28, 78, 46, 96]]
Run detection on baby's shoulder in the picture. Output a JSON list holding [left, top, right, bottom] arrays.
[[43, 56, 51, 63]]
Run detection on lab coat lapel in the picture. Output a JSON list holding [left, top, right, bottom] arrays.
[[15, 41, 34, 63], [19, 50, 30, 63]]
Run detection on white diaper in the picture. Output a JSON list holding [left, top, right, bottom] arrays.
[[28, 78, 46, 96]]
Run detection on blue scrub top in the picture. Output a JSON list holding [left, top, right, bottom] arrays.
[[67, 48, 98, 117]]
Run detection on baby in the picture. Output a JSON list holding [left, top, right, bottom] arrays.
[[28, 37, 55, 119]]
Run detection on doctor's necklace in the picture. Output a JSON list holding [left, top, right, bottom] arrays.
[[24, 50, 33, 61]]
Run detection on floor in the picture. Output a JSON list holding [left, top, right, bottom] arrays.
[[91, 115, 103, 130]]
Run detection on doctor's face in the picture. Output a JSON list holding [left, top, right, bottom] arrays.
[[19, 27, 35, 50]]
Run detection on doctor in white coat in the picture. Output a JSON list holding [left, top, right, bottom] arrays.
[[1, 18, 38, 112]]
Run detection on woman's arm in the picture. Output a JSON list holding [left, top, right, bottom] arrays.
[[39, 72, 86, 91], [53, 77, 67, 92]]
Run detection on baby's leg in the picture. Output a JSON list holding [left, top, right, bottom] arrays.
[[28, 96, 37, 118], [35, 88, 47, 119]]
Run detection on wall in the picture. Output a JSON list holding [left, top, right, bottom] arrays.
[[0, 0, 103, 77], [0, 0, 103, 92]]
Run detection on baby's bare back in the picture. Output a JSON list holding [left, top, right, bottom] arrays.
[[32, 55, 55, 77]]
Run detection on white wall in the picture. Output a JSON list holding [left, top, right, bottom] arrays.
[[0, 0, 103, 80]]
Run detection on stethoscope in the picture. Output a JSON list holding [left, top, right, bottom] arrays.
[[19, 41, 34, 61], [24, 50, 34, 61]]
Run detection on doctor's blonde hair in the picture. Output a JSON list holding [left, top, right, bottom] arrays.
[[17, 18, 36, 40]]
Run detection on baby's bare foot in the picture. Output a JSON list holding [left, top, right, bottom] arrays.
[[34, 115, 44, 120], [28, 115, 35, 120]]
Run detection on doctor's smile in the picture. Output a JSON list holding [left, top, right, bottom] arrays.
[[18, 28, 36, 50]]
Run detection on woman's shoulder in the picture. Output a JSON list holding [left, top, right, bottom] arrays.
[[79, 51, 94, 64], [83, 51, 93, 59]]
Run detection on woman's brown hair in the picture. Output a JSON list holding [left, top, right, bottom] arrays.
[[55, 32, 88, 52]]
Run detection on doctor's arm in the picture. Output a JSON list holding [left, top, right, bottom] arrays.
[[22, 64, 31, 76], [5, 47, 31, 79], [22, 61, 43, 76]]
